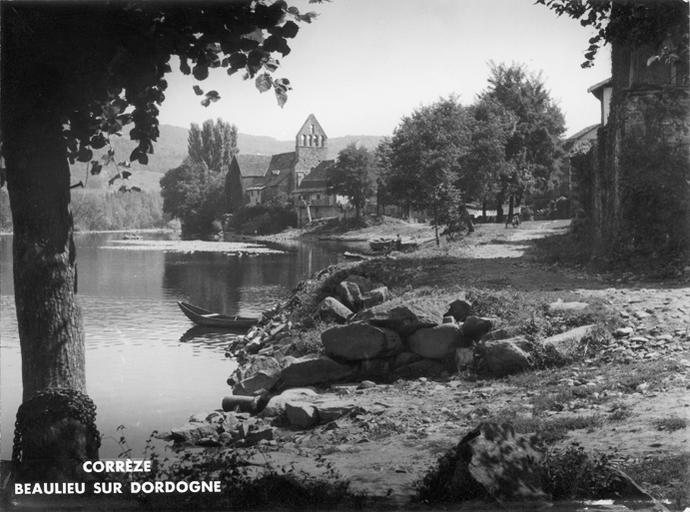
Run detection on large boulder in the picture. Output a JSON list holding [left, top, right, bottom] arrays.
[[474, 337, 533, 378], [232, 370, 281, 396], [418, 423, 546, 502], [316, 296, 353, 323], [321, 323, 403, 361], [361, 286, 391, 308], [278, 355, 354, 389], [445, 299, 472, 322], [356, 302, 442, 336], [408, 324, 462, 359], [259, 388, 318, 417], [343, 274, 381, 293], [392, 351, 423, 369], [285, 402, 319, 429], [460, 316, 494, 342], [228, 356, 283, 387], [336, 281, 364, 310], [541, 324, 596, 362]]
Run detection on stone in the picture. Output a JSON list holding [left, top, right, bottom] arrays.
[[445, 299, 472, 322], [279, 355, 354, 389], [343, 274, 380, 293], [455, 347, 474, 370], [481, 326, 522, 341], [322, 323, 403, 361], [394, 358, 446, 379], [228, 356, 283, 387], [541, 324, 596, 362], [259, 388, 318, 417], [336, 281, 364, 310], [233, 370, 281, 396], [356, 303, 442, 336], [169, 423, 218, 444], [361, 286, 391, 308], [244, 426, 274, 445], [408, 323, 463, 359], [312, 399, 357, 423], [460, 316, 494, 342], [316, 297, 353, 323], [285, 402, 319, 429], [474, 337, 533, 378], [392, 351, 423, 369], [547, 299, 590, 313], [424, 423, 547, 501], [614, 327, 634, 338], [358, 380, 377, 389]]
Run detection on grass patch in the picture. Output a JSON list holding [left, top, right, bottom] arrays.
[[622, 453, 690, 509], [653, 416, 688, 432]]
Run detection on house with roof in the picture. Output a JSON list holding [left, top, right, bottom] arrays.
[[292, 160, 342, 225]]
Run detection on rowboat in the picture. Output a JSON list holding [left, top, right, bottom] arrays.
[[177, 301, 259, 330]]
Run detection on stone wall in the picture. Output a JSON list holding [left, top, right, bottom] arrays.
[[573, 11, 690, 264]]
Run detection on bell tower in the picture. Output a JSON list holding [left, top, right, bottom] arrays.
[[294, 114, 328, 187]]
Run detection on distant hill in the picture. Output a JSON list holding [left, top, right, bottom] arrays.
[[71, 124, 385, 192]]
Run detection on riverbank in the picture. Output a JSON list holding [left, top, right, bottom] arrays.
[[156, 219, 689, 509], [234, 215, 437, 246]]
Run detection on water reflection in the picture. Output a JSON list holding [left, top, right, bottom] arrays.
[[0, 232, 350, 459]]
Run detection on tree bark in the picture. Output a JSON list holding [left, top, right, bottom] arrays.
[[507, 194, 515, 222], [482, 200, 487, 222], [496, 192, 504, 223], [6, 115, 86, 401]]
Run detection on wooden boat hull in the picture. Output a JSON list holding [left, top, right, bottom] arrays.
[[177, 301, 258, 330]]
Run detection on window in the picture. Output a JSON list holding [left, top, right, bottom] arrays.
[[310, 124, 314, 134], [302, 134, 307, 146]]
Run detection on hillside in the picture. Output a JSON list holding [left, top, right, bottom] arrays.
[[71, 124, 385, 192]]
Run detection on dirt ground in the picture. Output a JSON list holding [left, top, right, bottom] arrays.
[[244, 220, 690, 507]]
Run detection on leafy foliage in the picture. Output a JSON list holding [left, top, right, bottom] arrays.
[[71, 190, 166, 231], [2, 0, 322, 177], [327, 144, 375, 219], [229, 204, 297, 235], [386, 97, 471, 234], [188, 119, 238, 172], [481, 63, 566, 216], [159, 162, 226, 238], [537, 0, 689, 71]]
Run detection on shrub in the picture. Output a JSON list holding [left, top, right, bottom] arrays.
[[230, 205, 297, 235]]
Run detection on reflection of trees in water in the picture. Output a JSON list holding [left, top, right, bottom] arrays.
[[163, 253, 243, 315], [161, 241, 347, 315]]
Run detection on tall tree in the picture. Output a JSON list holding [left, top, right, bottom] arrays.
[[388, 97, 472, 243], [1, 0, 318, 479], [481, 63, 566, 221], [188, 119, 239, 172], [327, 144, 374, 220], [225, 156, 245, 213]]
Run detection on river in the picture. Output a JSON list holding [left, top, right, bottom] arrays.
[[0, 232, 354, 460]]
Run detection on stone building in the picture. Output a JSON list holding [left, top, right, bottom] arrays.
[[571, 4, 689, 262]]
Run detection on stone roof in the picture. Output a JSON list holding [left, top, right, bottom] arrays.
[[267, 152, 296, 172], [296, 160, 334, 191], [237, 154, 272, 177]]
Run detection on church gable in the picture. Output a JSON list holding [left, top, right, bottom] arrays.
[[295, 113, 327, 149]]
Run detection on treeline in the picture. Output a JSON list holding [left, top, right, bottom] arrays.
[[326, 63, 567, 236], [0, 189, 166, 232], [70, 190, 166, 231]]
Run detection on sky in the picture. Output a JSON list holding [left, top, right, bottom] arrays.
[[157, 0, 612, 140]]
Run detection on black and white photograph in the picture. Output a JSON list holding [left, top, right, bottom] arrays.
[[0, 0, 688, 510]]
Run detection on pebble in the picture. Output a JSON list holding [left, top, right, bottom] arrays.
[[615, 327, 634, 338]]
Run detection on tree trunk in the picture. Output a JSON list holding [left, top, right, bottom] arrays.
[[434, 205, 439, 246], [482, 200, 487, 222], [5, 111, 95, 479], [508, 194, 515, 222]]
